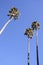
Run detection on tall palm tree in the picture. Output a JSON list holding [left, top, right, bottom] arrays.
[[0, 7, 19, 34], [24, 28, 34, 65], [31, 21, 40, 65]]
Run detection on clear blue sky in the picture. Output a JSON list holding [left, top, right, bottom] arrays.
[[0, 0, 43, 65]]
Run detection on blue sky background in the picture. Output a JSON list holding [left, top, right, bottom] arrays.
[[0, 0, 43, 65]]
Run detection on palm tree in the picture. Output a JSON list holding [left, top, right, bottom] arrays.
[[24, 28, 34, 65], [31, 21, 40, 65], [0, 7, 19, 34]]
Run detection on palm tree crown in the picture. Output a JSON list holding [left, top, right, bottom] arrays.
[[31, 21, 40, 30], [8, 7, 19, 19], [24, 28, 34, 39]]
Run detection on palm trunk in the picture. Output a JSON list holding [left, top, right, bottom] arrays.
[[0, 17, 13, 34], [36, 29, 39, 65], [28, 38, 30, 65]]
